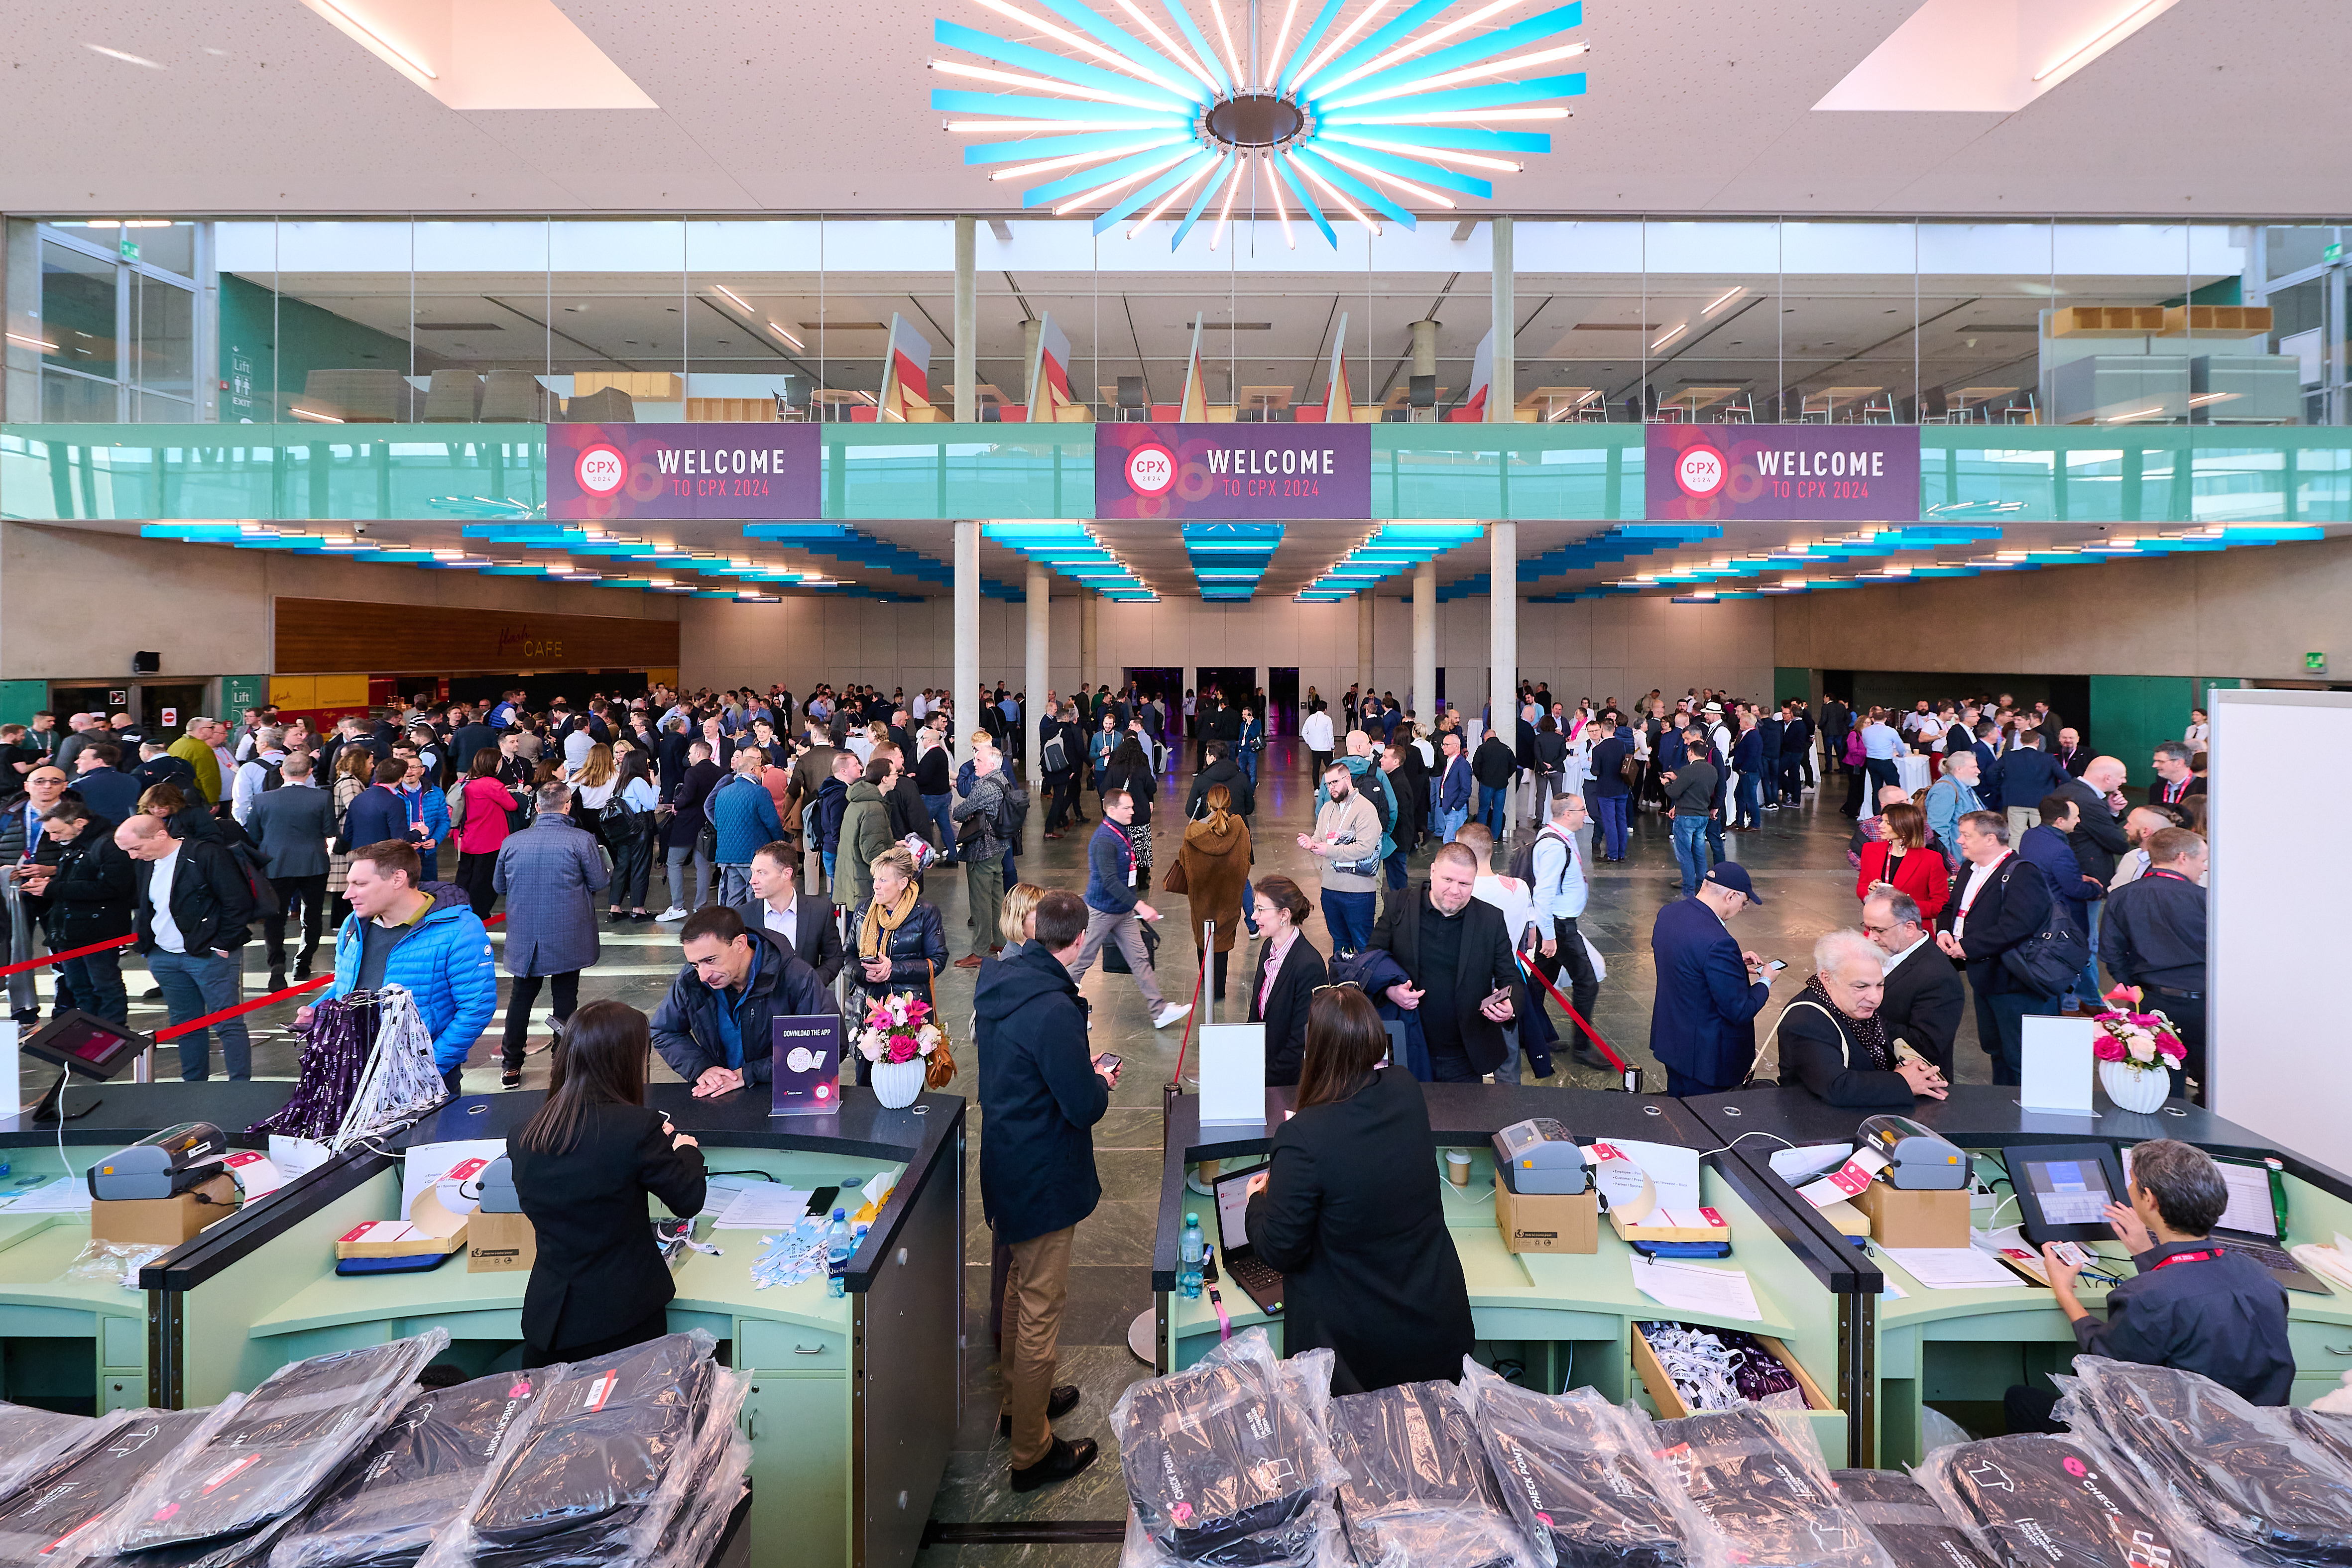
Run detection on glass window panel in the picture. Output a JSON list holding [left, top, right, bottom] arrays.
[[1628, 220, 1779, 425], [130, 272, 195, 409], [551, 219, 685, 422], [410, 220, 554, 424], [685, 219, 822, 421], [40, 237, 117, 384]]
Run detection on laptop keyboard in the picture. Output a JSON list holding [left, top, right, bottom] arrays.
[[2221, 1237, 2301, 1272], [1227, 1251, 1284, 1303]]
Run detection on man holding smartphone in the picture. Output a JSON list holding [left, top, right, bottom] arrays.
[[1368, 843, 1520, 1083], [974, 889, 1122, 1493]]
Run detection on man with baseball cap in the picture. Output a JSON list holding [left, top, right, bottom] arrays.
[[1648, 861, 1777, 1096]]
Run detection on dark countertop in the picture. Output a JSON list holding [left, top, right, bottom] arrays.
[[0, 1080, 294, 1147]]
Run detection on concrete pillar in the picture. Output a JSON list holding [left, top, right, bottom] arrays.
[[954, 519, 980, 764], [1413, 561, 1437, 728], [1079, 587, 1099, 694], [953, 217, 977, 423], [1025, 561, 1050, 784], [1489, 522, 1517, 824], [1488, 216, 1515, 424], [1356, 591, 1376, 718], [1411, 319, 1438, 377], [1022, 318, 1043, 409]]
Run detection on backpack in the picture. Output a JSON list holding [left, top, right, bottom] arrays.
[[226, 839, 282, 918], [1041, 730, 1068, 773], [445, 781, 469, 832], [1507, 825, 1577, 897], [998, 780, 1030, 842], [1355, 765, 1394, 840], [1997, 862, 2091, 996]]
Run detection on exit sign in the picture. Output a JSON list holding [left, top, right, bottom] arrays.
[[117, 238, 139, 263], [2328, 242, 2344, 264], [2308, 652, 2328, 673]]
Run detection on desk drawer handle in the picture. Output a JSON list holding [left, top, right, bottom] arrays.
[[794, 1343, 827, 1355], [2326, 1343, 2352, 1356]]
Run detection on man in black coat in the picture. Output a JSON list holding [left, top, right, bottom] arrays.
[[1369, 844, 1519, 1083], [1863, 885, 1965, 1077], [1184, 742, 1256, 822], [2054, 755, 2131, 1005], [449, 713, 498, 778], [974, 890, 1116, 1492], [19, 801, 133, 1022], [1772, 929, 1947, 1108], [1935, 811, 2060, 1087], [649, 905, 831, 1098], [735, 843, 845, 988], [116, 811, 256, 1081]]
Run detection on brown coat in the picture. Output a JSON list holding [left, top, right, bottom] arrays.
[[1177, 813, 1251, 953]]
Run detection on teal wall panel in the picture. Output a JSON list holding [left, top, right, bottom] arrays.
[[1773, 668, 1811, 706], [2087, 675, 2194, 790], [0, 681, 47, 728], [217, 275, 412, 425]]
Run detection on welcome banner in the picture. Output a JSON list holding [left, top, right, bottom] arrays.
[[1095, 423, 1371, 520], [1646, 424, 1920, 523], [547, 423, 822, 522]]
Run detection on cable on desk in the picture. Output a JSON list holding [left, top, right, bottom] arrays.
[[1722, 1129, 1798, 1152]]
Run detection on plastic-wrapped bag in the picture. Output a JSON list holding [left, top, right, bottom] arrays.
[[1913, 1434, 2208, 1568], [1457, 1359, 1689, 1568], [0, 1406, 223, 1566], [2291, 1408, 2352, 1474], [94, 1330, 447, 1560], [0, 1401, 101, 1504], [419, 1331, 733, 1568], [640, 1423, 750, 1568], [2060, 1358, 2352, 1568], [64, 1241, 169, 1292], [1112, 1329, 1344, 1567], [1646, 1407, 1884, 1568], [1325, 1379, 1535, 1568], [1829, 1469, 1999, 1568], [1120, 1503, 1353, 1568], [268, 1368, 549, 1568]]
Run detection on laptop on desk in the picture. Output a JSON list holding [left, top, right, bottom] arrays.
[[1211, 1165, 1285, 1317], [2207, 1156, 2333, 1296]]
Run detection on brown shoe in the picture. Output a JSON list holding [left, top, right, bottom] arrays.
[[953, 953, 985, 968]]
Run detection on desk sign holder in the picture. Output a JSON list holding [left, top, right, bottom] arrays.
[[2019, 1014, 2099, 1116], [772, 1015, 843, 1117], [1196, 1024, 1267, 1128]]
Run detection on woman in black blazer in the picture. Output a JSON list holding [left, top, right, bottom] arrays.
[[511, 1000, 708, 1364], [1245, 876, 1326, 1087], [1243, 987, 1474, 1393]]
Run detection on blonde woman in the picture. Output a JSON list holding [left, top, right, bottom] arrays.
[[845, 846, 947, 1085], [568, 742, 616, 834], [999, 882, 1049, 956]]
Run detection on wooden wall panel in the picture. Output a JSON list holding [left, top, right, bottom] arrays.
[[274, 598, 680, 674]]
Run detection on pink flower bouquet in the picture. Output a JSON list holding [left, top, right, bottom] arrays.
[[855, 991, 943, 1066], [2091, 987, 2186, 1075]]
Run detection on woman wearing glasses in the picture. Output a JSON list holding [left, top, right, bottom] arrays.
[[1242, 986, 1474, 1393], [1245, 876, 1325, 1087]]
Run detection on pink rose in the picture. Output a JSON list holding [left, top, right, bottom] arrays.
[[2093, 1035, 2128, 1062], [2156, 1033, 2185, 1061]]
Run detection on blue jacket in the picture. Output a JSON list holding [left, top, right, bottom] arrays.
[[1084, 820, 1143, 914], [1923, 777, 1982, 865], [1437, 755, 1472, 813], [1760, 718, 1784, 756], [391, 783, 450, 846], [1328, 947, 1428, 1080], [2018, 822, 2094, 922], [326, 882, 498, 1071], [1732, 728, 1763, 775], [1995, 746, 2067, 816], [1647, 897, 1770, 1091], [343, 784, 416, 851], [1970, 741, 2004, 810], [707, 774, 784, 864]]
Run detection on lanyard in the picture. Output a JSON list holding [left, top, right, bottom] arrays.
[[2150, 1248, 2218, 1270], [2147, 868, 2195, 886], [1958, 852, 2011, 917]]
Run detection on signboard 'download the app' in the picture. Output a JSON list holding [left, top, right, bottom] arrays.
[[1095, 422, 1371, 521], [1646, 424, 1920, 523], [547, 422, 822, 523]]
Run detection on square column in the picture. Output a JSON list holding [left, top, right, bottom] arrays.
[[1025, 561, 1049, 784], [1489, 521, 1517, 824], [954, 519, 979, 764], [1413, 561, 1437, 726]]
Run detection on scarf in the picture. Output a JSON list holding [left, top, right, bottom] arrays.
[[1801, 973, 1891, 1072], [859, 881, 921, 962]]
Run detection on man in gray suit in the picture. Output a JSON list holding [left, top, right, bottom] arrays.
[[493, 781, 609, 1089], [243, 751, 340, 990]]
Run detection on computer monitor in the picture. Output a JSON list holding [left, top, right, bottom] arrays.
[[1211, 1164, 1259, 1257], [2003, 1143, 2131, 1245], [19, 1010, 150, 1123]]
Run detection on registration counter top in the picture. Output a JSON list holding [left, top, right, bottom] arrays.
[[0, 1081, 292, 1416], [128, 1083, 964, 1568], [1684, 1085, 2352, 1467], [1155, 1085, 1875, 1465]]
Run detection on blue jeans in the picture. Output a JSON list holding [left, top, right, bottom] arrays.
[[1705, 809, 1726, 862], [1239, 749, 1259, 788], [923, 792, 957, 861], [1384, 849, 1408, 890], [1735, 773, 1761, 829], [1435, 805, 1467, 844], [1672, 815, 1710, 896], [2077, 902, 2106, 1004], [60, 948, 126, 1023], [149, 948, 250, 1081], [1596, 793, 1630, 859], [1320, 889, 1376, 953], [1478, 784, 1508, 839], [1761, 753, 1781, 805]]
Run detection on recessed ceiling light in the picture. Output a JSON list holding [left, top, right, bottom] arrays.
[[84, 43, 164, 68], [310, 0, 437, 76]]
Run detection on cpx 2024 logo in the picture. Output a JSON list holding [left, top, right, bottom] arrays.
[[575, 443, 628, 498], [1124, 441, 1177, 498], [1673, 443, 1728, 501]]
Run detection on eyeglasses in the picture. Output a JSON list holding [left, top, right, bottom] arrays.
[[1310, 981, 1364, 996]]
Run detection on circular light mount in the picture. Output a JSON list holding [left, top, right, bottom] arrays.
[[1203, 93, 1306, 150]]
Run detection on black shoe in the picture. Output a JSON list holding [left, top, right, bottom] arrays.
[[500, 1067, 523, 1089], [1009, 1436, 1099, 1492], [267, 969, 287, 994], [293, 955, 314, 981], [1571, 1041, 1614, 1070], [999, 1385, 1081, 1436]]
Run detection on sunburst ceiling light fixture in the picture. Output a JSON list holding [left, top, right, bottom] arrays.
[[932, 0, 1586, 247]]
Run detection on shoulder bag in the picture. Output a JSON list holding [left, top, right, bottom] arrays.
[[1999, 865, 2090, 996], [921, 960, 958, 1089]]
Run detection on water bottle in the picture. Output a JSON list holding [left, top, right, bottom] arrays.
[[824, 1209, 854, 1298], [1179, 1214, 1204, 1299]]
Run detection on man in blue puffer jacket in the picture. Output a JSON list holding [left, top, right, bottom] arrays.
[[300, 839, 497, 1094]]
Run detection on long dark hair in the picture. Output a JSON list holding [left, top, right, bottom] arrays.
[[1295, 986, 1389, 1109], [1110, 736, 1150, 773], [515, 1000, 650, 1155], [616, 749, 654, 792]]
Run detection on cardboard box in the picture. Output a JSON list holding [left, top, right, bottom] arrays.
[[1610, 1207, 1732, 1245], [1854, 1180, 1969, 1249], [91, 1172, 241, 1246], [1633, 1325, 1833, 1419], [1495, 1184, 1598, 1254], [466, 1211, 537, 1274], [335, 1220, 468, 1260]]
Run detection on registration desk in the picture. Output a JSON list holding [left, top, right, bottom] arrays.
[[132, 1084, 965, 1568], [0, 1081, 291, 1415], [1155, 1086, 1875, 1465], [1684, 1085, 2352, 1468]]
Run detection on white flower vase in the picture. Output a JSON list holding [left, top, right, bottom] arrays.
[[2099, 1059, 2170, 1114], [871, 1057, 925, 1110]]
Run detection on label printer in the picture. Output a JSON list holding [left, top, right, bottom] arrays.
[[87, 1122, 228, 1201], [1490, 1119, 1591, 1196], [1856, 1114, 1969, 1190]]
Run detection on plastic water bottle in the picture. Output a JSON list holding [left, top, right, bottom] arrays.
[[824, 1209, 854, 1298], [1180, 1214, 1205, 1299]]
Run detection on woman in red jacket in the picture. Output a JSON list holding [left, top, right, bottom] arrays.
[[1855, 800, 1948, 926]]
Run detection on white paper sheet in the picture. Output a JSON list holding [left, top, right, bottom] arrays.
[[1628, 1257, 1762, 1321], [712, 1185, 817, 1230], [1880, 1246, 2023, 1290], [0, 1176, 92, 1213], [1589, 1138, 1703, 1222], [1768, 1143, 1853, 1183]]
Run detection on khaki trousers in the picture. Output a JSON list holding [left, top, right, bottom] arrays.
[[999, 1225, 1075, 1468]]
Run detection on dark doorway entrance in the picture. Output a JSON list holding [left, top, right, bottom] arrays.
[[1124, 668, 1181, 708], [1266, 669, 1298, 737]]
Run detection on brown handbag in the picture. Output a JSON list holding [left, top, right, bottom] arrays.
[[1162, 855, 1190, 895], [921, 960, 958, 1089]]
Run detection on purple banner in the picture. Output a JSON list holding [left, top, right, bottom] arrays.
[[547, 423, 821, 523], [1096, 422, 1371, 520], [1646, 424, 1920, 523]]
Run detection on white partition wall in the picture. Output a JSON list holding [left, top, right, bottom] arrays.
[[2209, 688, 2352, 1153]]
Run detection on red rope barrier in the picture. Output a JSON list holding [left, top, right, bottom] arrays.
[[0, 934, 134, 977], [1513, 948, 1630, 1075], [154, 974, 334, 1041]]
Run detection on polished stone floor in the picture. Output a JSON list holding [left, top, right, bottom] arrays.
[[15, 738, 1993, 1561]]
